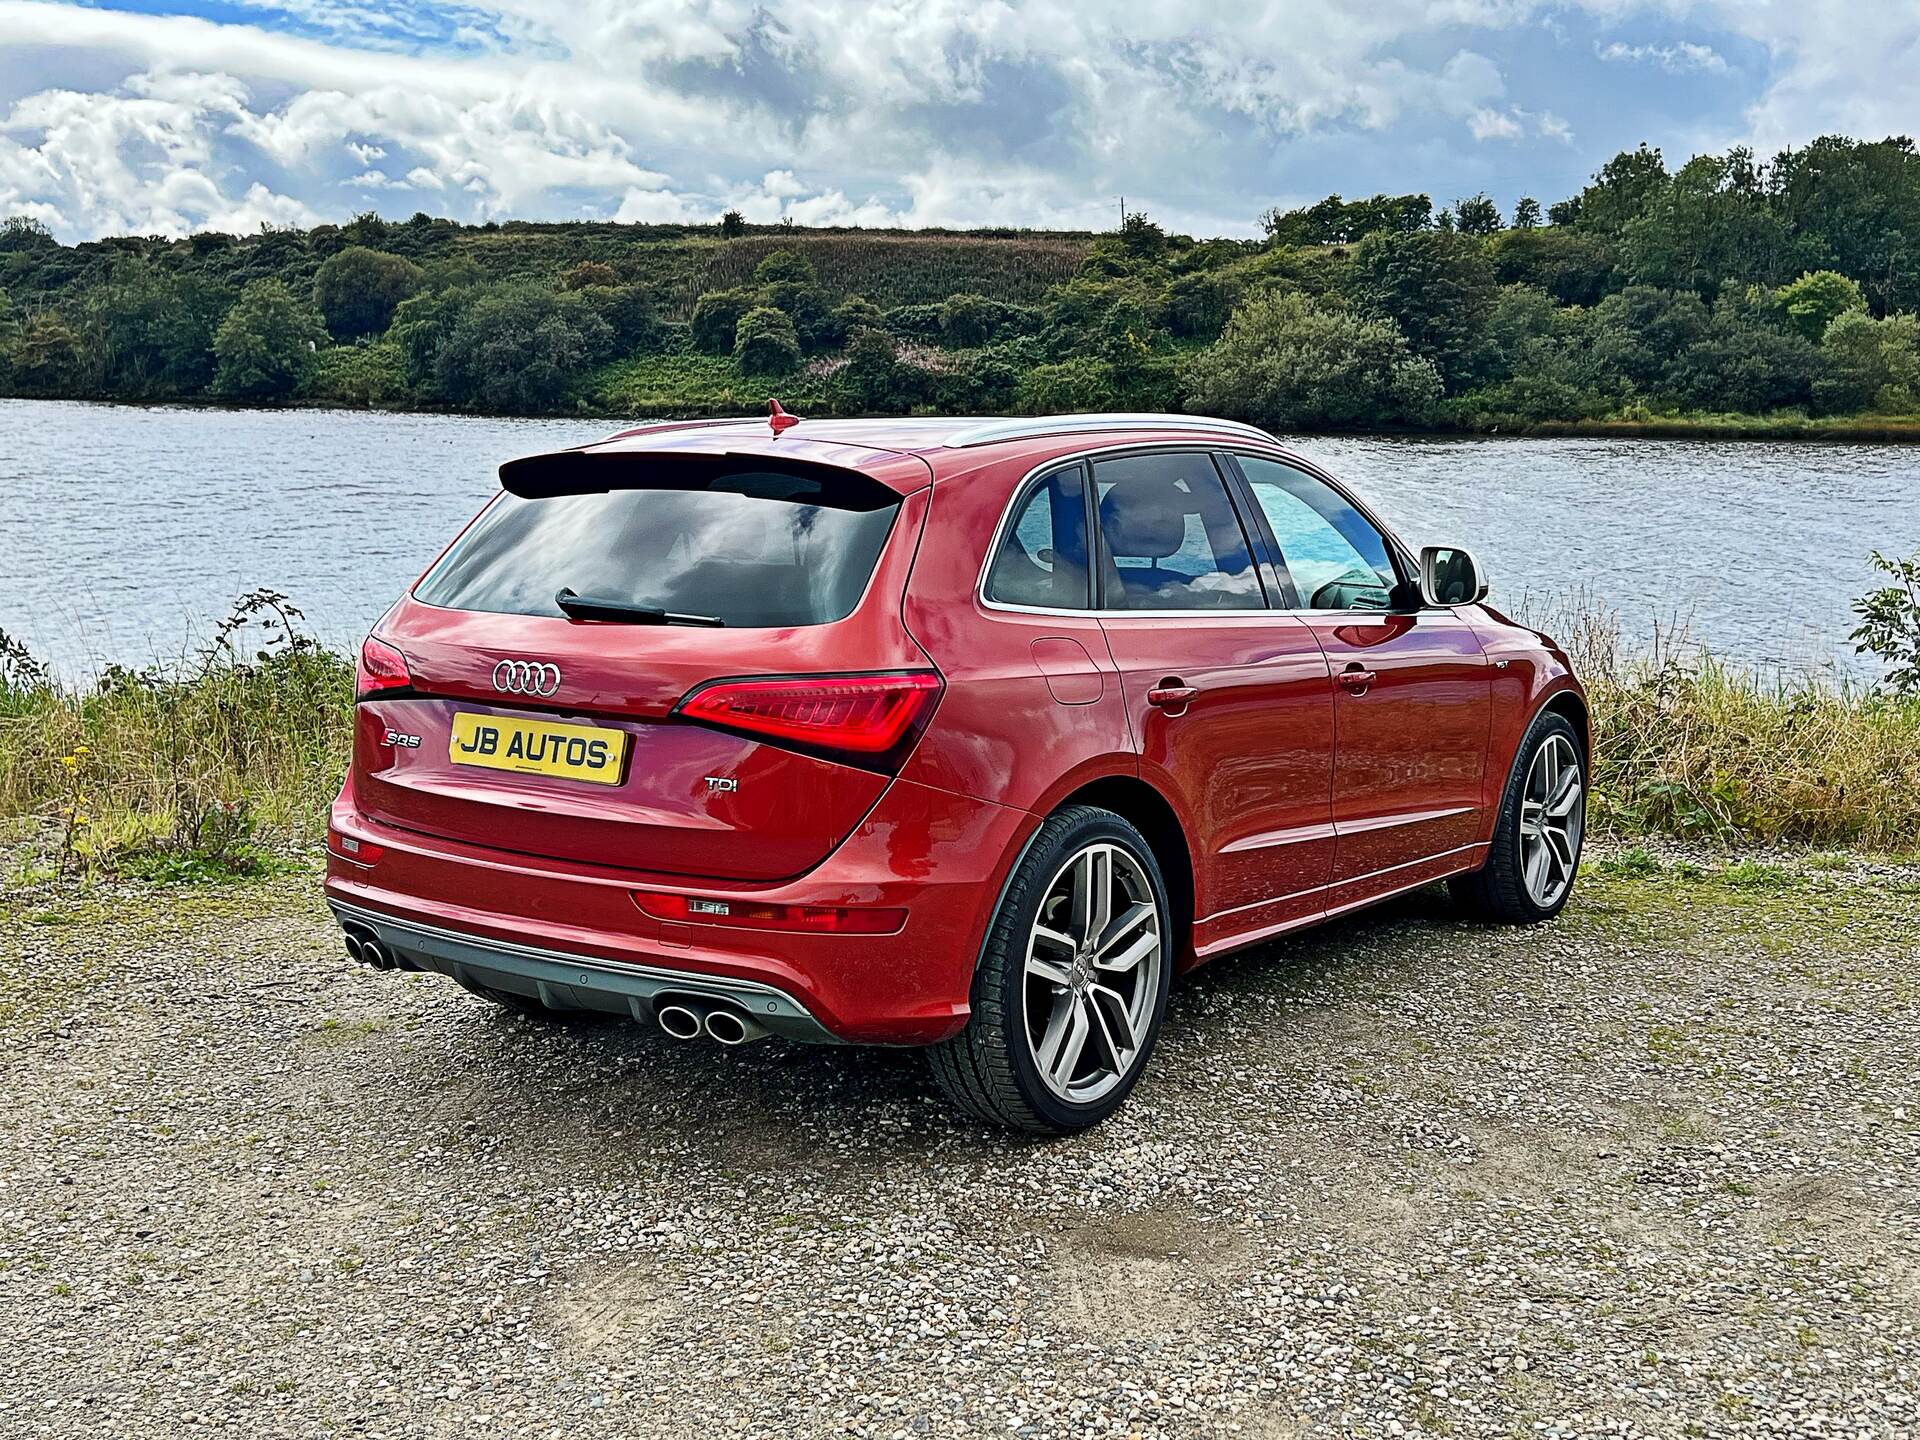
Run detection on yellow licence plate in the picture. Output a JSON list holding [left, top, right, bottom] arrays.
[[448, 712, 629, 787]]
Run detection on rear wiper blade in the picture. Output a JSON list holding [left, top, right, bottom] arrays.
[[554, 588, 724, 627]]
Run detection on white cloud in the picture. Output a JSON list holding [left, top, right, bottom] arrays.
[[1469, 107, 1525, 141], [1597, 40, 1729, 74], [1, 0, 1918, 242]]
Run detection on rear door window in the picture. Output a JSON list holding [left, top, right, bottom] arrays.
[[986, 465, 1091, 609], [1091, 452, 1264, 611], [415, 469, 899, 628]]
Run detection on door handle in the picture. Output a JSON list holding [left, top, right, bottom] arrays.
[[1147, 683, 1198, 712], [1336, 665, 1377, 695]]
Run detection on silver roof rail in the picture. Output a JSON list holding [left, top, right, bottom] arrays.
[[942, 413, 1278, 449]]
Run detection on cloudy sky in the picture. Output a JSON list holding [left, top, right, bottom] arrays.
[[3, 1, 1918, 242]]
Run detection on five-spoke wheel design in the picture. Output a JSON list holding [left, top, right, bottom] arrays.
[[927, 806, 1172, 1133], [1518, 732, 1583, 908], [1022, 842, 1164, 1105]]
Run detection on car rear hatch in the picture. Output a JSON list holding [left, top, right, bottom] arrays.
[[350, 437, 937, 882]]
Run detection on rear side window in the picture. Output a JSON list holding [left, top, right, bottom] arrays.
[[416, 469, 899, 628], [1092, 452, 1263, 610], [986, 466, 1091, 609]]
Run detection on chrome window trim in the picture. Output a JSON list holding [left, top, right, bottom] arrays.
[[945, 413, 1277, 450], [974, 439, 1420, 619]]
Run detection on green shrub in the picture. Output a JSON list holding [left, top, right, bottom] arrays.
[[312, 247, 425, 340], [691, 287, 757, 354], [753, 249, 817, 286], [212, 280, 326, 400], [1777, 270, 1867, 343], [733, 305, 802, 376], [433, 283, 609, 411], [1183, 291, 1441, 429], [298, 341, 406, 406]]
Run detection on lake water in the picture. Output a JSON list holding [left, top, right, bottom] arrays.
[[2, 398, 1916, 683]]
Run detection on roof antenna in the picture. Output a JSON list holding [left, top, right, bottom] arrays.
[[767, 398, 798, 436]]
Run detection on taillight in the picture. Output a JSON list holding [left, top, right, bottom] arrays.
[[356, 634, 412, 700], [674, 671, 941, 766], [632, 891, 905, 935]]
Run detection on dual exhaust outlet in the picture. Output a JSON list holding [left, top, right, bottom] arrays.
[[656, 998, 769, 1047], [343, 928, 398, 971]]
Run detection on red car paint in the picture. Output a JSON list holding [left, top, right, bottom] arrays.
[[326, 415, 1585, 1044]]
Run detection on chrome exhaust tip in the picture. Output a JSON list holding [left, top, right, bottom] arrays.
[[656, 1003, 704, 1041], [343, 933, 366, 965], [360, 938, 394, 971], [703, 1007, 769, 1046]]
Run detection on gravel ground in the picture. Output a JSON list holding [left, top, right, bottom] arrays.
[[2, 849, 1917, 1439]]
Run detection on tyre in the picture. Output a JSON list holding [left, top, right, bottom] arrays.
[[928, 806, 1172, 1134], [1451, 709, 1586, 924]]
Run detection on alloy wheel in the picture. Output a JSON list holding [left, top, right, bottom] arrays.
[[1022, 842, 1164, 1104], [1519, 733, 1584, 907]]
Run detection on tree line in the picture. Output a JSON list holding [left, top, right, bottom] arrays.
[[3, 133, 1920, 431]]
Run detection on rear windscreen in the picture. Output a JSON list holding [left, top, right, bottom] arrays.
[[415, 469, 900, 627]]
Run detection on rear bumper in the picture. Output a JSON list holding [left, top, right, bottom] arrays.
[[330, 897, 841, 1042], [324, 774, 1035, 1046]]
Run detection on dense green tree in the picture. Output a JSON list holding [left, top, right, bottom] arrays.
[[1588, 285, 1711, 393], [1117, 212, 1169, 261], [1546, 197, 1583, 226], [1183, 291, 1441, 429], [828, 296, 886, 345], [733, 305, 802, 376], [1574, 144, 1670, 239], [434, 283, 610, 411], [939, 292, 999, 347], [1770, 136, 1920, 312], [836, 326, 899, 410], [388, 288, 468, 390], [10, 311, 85, 392], [569, 283, 659, 358], [1618, 150, 1794, 296], [0, 216, 56, 252], [1160, 270, 1239, 340], [1667, 304, 1822, 413], [1814, 310, 1920, 412], [1512, 197, 1542, 230], [1776, 269, 1867, 341], [79, 261, 228, 395], [1349, 229, 1497, 389], [762, 278, 834, 349], [312, 247, 425, 339], [211, 279, 326, 400], [1262, 193, 1431, 246], [1490, 227, 1615, 307], [719, 210, 747, 239], [1454, 193, 1503, 236], [690, 287, 757, 354]]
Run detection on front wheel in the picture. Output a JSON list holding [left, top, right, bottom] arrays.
[[1451, 710, 1586, 924], [928, 806, 1172, 1134]]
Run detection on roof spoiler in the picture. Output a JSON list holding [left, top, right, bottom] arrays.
[[497, 449, 899, 511]]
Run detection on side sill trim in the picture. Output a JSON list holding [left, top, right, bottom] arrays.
[[327, 899, 842, 1044]]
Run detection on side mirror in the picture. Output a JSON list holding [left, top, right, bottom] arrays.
[[1419, 545, 1488, 607]]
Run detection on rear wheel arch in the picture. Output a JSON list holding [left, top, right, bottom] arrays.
[[1051, 775, 1195, 959], [1539, 688, 1591, 767]]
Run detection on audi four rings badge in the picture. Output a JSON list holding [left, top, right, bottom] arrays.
[[492, 660, 562, 696]]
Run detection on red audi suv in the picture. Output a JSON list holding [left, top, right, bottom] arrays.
[[327, 411, 1587, 1132]]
